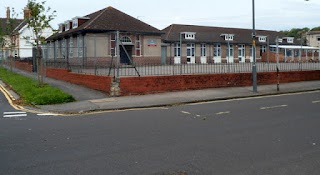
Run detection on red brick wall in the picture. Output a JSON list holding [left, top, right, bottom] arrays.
[[12, 60, 33, 72], [46, 68, 112, 94], [120, 71, 320, 96]]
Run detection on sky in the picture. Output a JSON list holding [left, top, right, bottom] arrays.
[[1, 0, 319, 31]]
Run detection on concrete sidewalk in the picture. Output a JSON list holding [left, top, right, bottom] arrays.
[[2, 66, 320, 114], [38, 80, 320, 114]]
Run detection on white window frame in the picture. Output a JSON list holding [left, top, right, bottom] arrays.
[[214, 43, 221, 57], [201, 44, 206, 57], [69, 37, 73, 58], [187, 43, 195, 57], [135, 35, 141, 56], [227, 44, 234, 57], [72, 19, 78, 29], [77, 35, 83, 58], [184, 32, 196, 40], [174, 43, 181, 57], [287, 38, 294, 43], [65, 22, 70, 31], [258, 36, 267, 42], [238, 44, 245, 57]]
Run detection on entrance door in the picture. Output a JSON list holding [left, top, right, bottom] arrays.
[[161, 46, 167, 65], [120, 45, 132, 64], [238, 44, 245, 63], [187, 43, 195, 64]]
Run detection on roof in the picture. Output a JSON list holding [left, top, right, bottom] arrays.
[[0, 18, 24, 35], [47, 6, 162, 40], [270, 45, 319, 50], [162, 24, 297, 45]]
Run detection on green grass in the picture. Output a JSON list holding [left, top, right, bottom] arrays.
[[0, 67, 75, 105]]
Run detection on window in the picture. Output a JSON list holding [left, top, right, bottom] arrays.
[[49, 42, 54, 59], [260, 45, 267, 56], [221, 34, 234, 41], [287, 38, 294, 43], [201, 44, 206, 57], [58, 24, 64, 33], [65, 22, 70, 31], [250, 45, 253, 57], [55, 40, 59, 58], [135, 35, 141, 56], [316, 37, 320, 41], [238, 44, 245, 58], [61, 39, 66, 58], [184, 32, 196, 40], [77, 35, 83, 58], [120, 36, 132, 44], [226, 35, 234, 41], [214, 44, 221, 57], [187, 43, 195, 57], [69, 37, 73, 58], [226, 44, 233, 57], [174, 43, 181, 57], [110, 33, 116, 56], [258, 36, 267, 42], [72, 19, 78, 29]]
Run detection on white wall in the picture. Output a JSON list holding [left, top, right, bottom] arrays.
[[18, 26, 53, 58]]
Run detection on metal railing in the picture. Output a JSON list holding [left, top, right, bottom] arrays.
[[44, 62, 320, 77]]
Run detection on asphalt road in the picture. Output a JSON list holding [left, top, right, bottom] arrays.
[[1, 91, 320, 175]]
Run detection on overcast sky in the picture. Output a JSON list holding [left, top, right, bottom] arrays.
[[1, 0, 319, 31]]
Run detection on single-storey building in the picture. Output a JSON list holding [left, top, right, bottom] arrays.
[[161, 24, 299, 64], [46, 6, 163, 66], [306, 31, 320, 48]]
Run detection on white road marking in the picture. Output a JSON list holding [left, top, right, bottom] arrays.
[[3, 111, 27, 118], [181, 111, 191, 115], [312, 100, 320, 104], [260, 105, 288, 110], [37, 113, 60, 116], [216, 111, 230, 115], [4, 112, 26, 114]]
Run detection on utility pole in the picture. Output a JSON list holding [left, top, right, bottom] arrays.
[[252, 0, 258, 93], [276, 36, 280, 91]]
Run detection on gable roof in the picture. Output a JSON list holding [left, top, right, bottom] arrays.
[[0, 18, 24, 35], [47, 6, 162, 40], [162, 24, 294, 45]]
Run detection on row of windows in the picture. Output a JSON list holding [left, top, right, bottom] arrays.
[[174, 43, 267, 57]]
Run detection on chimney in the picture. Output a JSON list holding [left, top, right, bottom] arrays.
[[6, 7, 10, 23], [24, 7, 31, 19]]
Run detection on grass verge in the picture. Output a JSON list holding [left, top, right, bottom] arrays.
[[0, 67, 75, 105]]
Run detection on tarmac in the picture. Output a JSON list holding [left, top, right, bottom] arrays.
[[1, 66, 320, 114]]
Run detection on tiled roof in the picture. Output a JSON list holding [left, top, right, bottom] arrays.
[[12, 19, 28, 34], [47, 6, 162, 40], [162, 24, 296, 45], [0, 18, 24, 35]]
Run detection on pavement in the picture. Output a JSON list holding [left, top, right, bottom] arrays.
[[1, 66, 320, 114]]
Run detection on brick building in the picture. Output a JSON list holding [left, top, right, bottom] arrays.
[[161, 24, 298, 64], [46, 6, 163, 66]]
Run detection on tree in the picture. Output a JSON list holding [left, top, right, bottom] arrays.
[[25, 0, 56, 85], [311, 26, 320, 31], [280, 27, 310, 38], [0, 7, 19, 70]]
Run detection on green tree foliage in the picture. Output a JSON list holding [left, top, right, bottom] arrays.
[[25, 0, 56, 85], [26, 0, 56, 46], [280, 27, 310, 38], [311, 26, 320, 31]]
